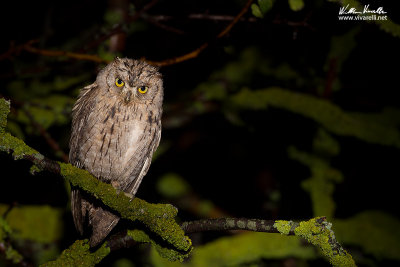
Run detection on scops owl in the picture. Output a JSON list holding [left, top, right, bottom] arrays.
[[69, 57, 163, 247]]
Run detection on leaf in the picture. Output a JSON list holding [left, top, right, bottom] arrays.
[[251, 4, 264, 18], [0, 204, 64, 243], [334, 211, 400, 260], [230, 88, 400, 148], [288, 0, 304, 11], [251, 0, 274, 18], [150, 232, 316, 266]]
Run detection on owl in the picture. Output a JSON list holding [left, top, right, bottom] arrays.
[[69, 57, 163, 247]]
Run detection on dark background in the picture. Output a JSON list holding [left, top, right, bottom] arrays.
[[1, 0, 400, 266]]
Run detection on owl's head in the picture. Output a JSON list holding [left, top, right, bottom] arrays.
[[97, 57, 163, 105]]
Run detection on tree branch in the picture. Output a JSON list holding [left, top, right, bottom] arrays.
[[181, 217, 355, 266], [181, 218, 287, 234], [1, 98, 355, 267]]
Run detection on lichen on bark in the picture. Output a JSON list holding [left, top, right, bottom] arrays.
[[294, 217, 356, 267], [41, 240, 110, 267]]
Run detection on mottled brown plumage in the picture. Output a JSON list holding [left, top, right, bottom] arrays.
[[69, 58, 163, 247]]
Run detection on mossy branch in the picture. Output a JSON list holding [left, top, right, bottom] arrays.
[[0, 98, 192, 265], [275, 217, 356, 267], [181, 217, 355, 267], [1, 98, 356, 266]]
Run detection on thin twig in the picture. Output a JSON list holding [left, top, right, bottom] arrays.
[[150, 14, 257, 22], [146, 0, 254, 66], [81, 0, 159, 52], [0, 95, 70, 162], [1, 202, 17, 219], [142, 15, 186, 35], [0, 39, 109, 63], [24, 44, 108, 63], [180, 218, 294, 234], [22, 107, 69, 162]]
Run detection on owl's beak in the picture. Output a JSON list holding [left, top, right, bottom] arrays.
[[122, 88, 132, 103]]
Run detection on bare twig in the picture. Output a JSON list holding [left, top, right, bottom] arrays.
[[0, 95, 69, 162], [146, 0, 254, 66], [181, 218, 292, 234], [24, 43, 108, 63], [81, 0, 159, 52], [0, 39, 109, 63], [142, 15, 186, 35], [150, 14, 257, 22], [22, 108, 69, 162], [1, 202, 17, 219]]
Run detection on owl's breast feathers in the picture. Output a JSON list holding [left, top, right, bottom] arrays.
[[69, 83, 162, 195]]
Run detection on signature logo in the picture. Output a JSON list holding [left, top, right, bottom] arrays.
[[339, 4, 387, 15], [338, 4, 388, 21]]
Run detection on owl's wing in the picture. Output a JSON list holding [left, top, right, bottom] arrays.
[[123, 126, 162, 195], [69, 83, 98, 235], [69, 83, 98, 166]]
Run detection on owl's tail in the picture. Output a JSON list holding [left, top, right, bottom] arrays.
[[71, 188, 120, 247]]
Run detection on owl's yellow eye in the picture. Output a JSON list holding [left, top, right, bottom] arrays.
[[138, 86, 148, 94], [115, 78, 124, 87]]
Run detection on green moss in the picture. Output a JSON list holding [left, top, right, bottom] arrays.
[[0, 98, 10, 132], [42, 240, 110, 267], [0, 132, 39, 159], [274, 220, 295, 235], [294, 217, 356, 267], [0, 99, 39, 158]]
